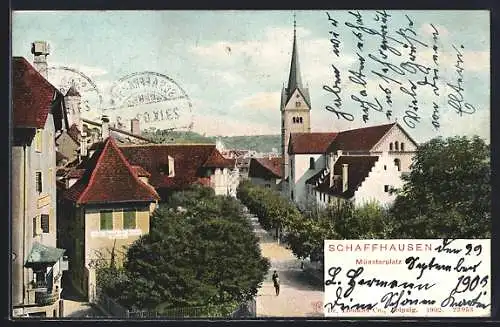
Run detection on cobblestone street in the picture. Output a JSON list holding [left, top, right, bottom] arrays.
[[247, 213, 323, 317], [60, 278, 105, 318]]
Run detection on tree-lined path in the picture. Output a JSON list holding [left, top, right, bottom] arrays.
[[246, 212, 323, 317]]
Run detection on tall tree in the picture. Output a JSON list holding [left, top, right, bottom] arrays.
[[390, 135, 490, 238], [108, 186, 270, 311]]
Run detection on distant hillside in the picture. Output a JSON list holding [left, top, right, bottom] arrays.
[[142, 129, 281, 153], [218, 135, 281, 153]]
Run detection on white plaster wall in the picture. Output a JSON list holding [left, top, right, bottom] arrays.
[[315, 190, 329, 209], [211, 168, 238, 196], [290, 154, 326, 209], [371, 124, 417, 173], [354, 152, 405, 207]]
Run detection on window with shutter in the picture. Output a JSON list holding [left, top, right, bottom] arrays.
[[41, 214, 49, 233], [123, 210, 136, 230], [309, 157, 315, 170], [100, 210, 113, 230], [36, 172, 43, 194], [33, 217, 37, 237]]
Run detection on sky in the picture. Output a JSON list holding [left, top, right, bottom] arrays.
[[12, 10, 490, 143]]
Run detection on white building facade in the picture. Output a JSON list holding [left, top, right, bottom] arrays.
[[289, 123, 418, 209]]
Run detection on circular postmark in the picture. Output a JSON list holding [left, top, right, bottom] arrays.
[[47, 66, 103, 112], [107, 71, 194, 131]]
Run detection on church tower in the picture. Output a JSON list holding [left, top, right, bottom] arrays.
[[64, 84, 82, 130], [281, 15, 311, 184]]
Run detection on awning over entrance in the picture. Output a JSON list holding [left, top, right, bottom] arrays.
[[24, 242, 66, 268]]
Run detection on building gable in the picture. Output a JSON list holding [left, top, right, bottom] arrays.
[[64, 137, 159, 204], [248, 157, 283, 180], [371, 123, 419, 152], [284, 88, 311, 111], [12, 57, 62, 129]]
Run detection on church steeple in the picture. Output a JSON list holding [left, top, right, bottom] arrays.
[[286, 13, 303, 98], [280, 12, 312, 195]]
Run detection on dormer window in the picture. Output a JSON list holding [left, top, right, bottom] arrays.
[[159, 156, 175, 177], [389, 142, 393, 151], [401, 142, 405, 151], [168, 155, 175, 177], [395, 141, 399, 151], [309, 157, 315, 170]]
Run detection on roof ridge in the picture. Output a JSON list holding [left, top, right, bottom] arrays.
[[119, 143, 216, 147], [108, 137, 160, 200], [339, 122, 396, 133], [77, 138, 111, 203], [16, 57, 62, 96]]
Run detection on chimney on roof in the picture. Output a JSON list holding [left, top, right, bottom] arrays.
[[101, 115, 110, 140], [342, 164, 348, 193], [31, 41, 50, 79], [131, 118, 140, 135], [80, 131, 88, 158]]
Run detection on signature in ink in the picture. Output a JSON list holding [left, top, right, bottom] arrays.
[[381, 289, 436, 313], [447, 44, 476, 116], [323, 64, 342, 110], [432, 102, 440, 129]]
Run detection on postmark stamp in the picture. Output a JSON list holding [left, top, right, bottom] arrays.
[[47, 65, 103, 112], [107, 71, 194, 131], [48, 67, 194, 131]]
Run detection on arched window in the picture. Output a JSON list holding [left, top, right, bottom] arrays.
[[394, 158, 401, 172], [389, 142, 393, 151], [401, 142, 405, 151], [395, 141, 399, 151], [292, 117, 296, 123], [299, 117, 303, 123], [309, 157, 315, 170]]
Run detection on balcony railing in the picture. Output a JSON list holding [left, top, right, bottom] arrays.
[[35, 291, 59, 306], [31, 280, 48, 291]]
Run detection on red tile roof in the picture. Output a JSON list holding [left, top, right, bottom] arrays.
[[67, 123, 81, 143], [248, 157, 283, 179], [203, 149, 235, 168], [13, 57, 62, 128], [315, 156, 379, 198], [64, 137, 160, 204], [131, 165, 151, 178], [288, 132, 338, 154], [66, 168, 86, 179], [119, 144, 230, 190], [328, 123, 395, 152]]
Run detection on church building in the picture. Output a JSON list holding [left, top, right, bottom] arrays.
[[279, 18, 418, 209]]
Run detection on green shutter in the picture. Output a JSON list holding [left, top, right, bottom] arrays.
[[123, 210, 136, 229], [100, 211, 113, 230]]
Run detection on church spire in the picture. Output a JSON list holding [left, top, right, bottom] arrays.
[[287, 12, 303, 98]]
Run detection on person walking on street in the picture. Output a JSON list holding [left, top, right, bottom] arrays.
[[272, 270, 280, 296]]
